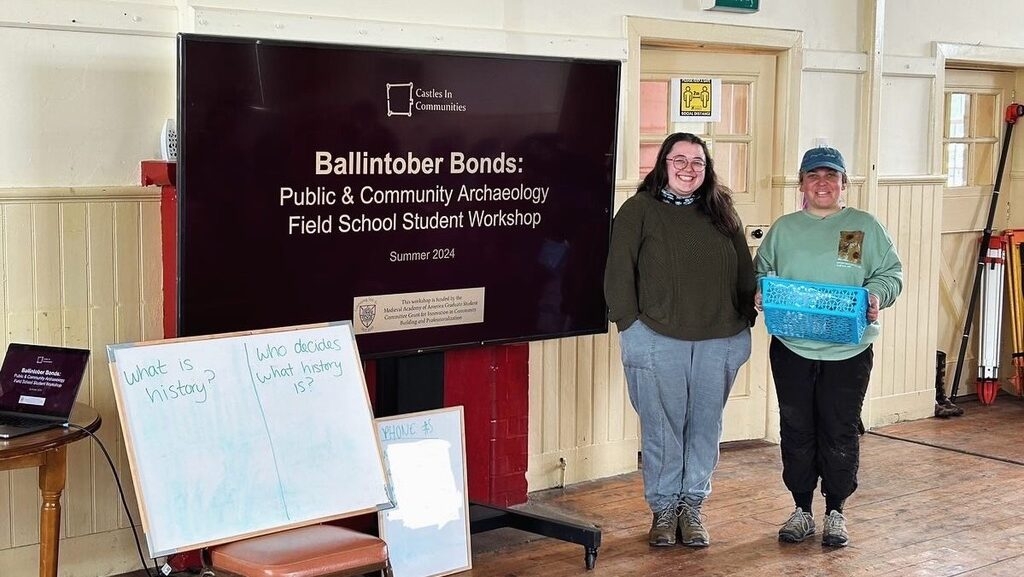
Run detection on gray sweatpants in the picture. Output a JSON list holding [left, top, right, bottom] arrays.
[[619, 321, 751, 512]]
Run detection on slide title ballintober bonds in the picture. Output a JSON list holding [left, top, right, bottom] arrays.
[[315, 150, 521, 175]]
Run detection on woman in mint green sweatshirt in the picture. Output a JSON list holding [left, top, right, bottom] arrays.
[[754, 146, 903, 548]]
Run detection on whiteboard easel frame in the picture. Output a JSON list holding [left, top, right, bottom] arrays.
[[376, 406, 472, 577], [108, 321, 393, 556]]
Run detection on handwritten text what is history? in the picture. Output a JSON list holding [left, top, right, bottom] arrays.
[[120, 336, 346, 404]]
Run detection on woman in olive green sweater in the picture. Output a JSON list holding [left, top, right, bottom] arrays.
[[604, 132, 756, 548]]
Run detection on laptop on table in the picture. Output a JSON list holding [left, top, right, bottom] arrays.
[[0, 343, 90, 439]]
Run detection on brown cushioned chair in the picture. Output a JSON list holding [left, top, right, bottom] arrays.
[[209, 524, 392, 577]]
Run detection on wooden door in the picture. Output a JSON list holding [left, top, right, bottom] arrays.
[[640, 48, 776, 441], [939, 68, 1017, 396]]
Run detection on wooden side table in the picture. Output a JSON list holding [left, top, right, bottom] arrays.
[[0, 403, 102, 577]]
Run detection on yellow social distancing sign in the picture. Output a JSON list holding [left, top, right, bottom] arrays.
[[671, 78, 722, 123]]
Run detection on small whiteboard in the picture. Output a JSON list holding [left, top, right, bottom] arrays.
[[107, 322, 393, 556], [377, 407, 472, 577]]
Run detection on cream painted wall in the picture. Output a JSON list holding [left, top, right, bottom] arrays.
[[0, 0, 868, 190], [879, 76, 934, 176], [880, 1, 1024, 175], [799, 71, 861, 173], [2, 1, 1024, 575], [0, 28, 175, 187], [885, 1, 1024, 57]]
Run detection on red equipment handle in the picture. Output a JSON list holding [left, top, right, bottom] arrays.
[[1007, 103, 1024, 124]]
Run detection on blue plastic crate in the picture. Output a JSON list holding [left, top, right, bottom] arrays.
[[760, 277, 869, 345]]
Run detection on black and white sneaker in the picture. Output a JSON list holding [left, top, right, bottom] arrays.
[[821, 510, 849, 547], [778, 507, 815, 543]]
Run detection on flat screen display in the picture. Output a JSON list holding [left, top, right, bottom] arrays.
[[178, 34, 620, 357], [0, 343, 90, 417]]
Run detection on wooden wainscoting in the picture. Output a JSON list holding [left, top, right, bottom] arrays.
[[0, 186, 163, 576], [867, 177, 944, 425]]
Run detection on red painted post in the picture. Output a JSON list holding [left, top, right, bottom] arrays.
[[444, 344, 529, 506], [140, 160, 177, 338]]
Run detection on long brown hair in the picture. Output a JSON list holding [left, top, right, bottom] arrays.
[[637, 132, 741, 236]]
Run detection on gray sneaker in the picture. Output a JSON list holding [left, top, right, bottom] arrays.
[[778, 507, 815, 543], [648, 506, 677, 547], [822, 510, 849, 547], [676, 501, 710, 547]]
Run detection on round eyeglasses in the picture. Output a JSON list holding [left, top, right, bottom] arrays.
[[666, 156, 707, 171]]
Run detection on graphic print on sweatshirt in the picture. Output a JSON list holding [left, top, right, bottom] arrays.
[[837, 230, 864, 268]]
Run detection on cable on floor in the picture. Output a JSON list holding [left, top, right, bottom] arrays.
[[866, 429, 1024, 467]]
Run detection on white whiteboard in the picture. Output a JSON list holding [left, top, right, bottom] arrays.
[[107, 322, 393, 556], [377, 407, 472, 577]]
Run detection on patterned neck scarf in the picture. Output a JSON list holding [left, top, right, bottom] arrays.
[[660, 188, 699, 206]]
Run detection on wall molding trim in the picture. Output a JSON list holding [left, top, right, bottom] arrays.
[[191, 5, 628, 60], [937, 42, 1024, 67], [878, 175, 948, 186], [0, 0, 176, 37], [0, 186, 158, 203], [883, 55, 939, 78], [804, 49, 867, 74]]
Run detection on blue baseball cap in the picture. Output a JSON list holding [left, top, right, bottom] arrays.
[[800, 146, 846, 173]]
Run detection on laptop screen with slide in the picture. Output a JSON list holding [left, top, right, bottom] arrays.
[[0, 343, 90, 438]]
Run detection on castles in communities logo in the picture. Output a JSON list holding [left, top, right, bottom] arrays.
[[357, 298, 377, 330], [386, 82, 469, 117]]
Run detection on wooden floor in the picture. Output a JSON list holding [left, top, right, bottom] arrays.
[[465, 397, 1024, 577], [119, 397, 1024, 577]]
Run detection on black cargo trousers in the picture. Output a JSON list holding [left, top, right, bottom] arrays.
[[769, 337, 873, 501]]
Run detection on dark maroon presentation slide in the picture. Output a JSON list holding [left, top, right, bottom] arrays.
[[0, 344, 90, 416], [177, 34, 620, 357]]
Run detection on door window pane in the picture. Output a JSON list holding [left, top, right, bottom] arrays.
[[970, 142, 995, 186], [639, 144, 660, 176], [947, 93, 968, 138], [714, 142, 749, 192], [972, 94, 998, 138], [945, 143, 966, 187], [640, 81, 669, 134], [719, 83, 750, 136]]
